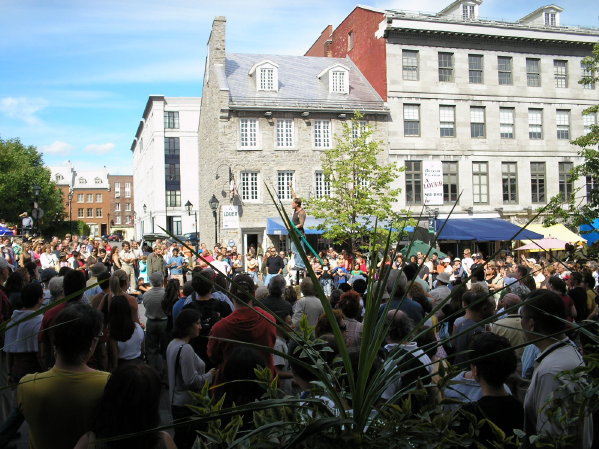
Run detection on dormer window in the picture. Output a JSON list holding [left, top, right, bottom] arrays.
[[462, 4, 475, 19], [249, 60, 279, 92], [331, 70, 347, 93], [55, 174, 64, 182], [79, 177, 87, 184], [95, 177, 102, 184], [318, 64, 350, 95], [544, 12, 556, 26]]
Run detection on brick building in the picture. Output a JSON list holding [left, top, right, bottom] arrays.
[[108, 175, 135, 240], [50, 162, 134, 238]]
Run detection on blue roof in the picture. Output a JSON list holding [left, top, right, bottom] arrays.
[[435, 218, 544, 241], [580, 219, 599, 245]]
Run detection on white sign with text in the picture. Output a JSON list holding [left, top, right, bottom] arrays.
[[423, 160, 444, 206], [222, 205, 240, 229]]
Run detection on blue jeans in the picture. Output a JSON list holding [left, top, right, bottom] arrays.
[[290, 237, 306, 270]]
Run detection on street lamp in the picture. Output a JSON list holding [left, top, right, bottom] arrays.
[[185, 200, 199, 252], [208, 194, 219, 245], [33, 185, 41, 198], [67, 189, 74, 236], [32, 184, 42, 236]]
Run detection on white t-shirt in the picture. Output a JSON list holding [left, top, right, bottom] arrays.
[[117, 323, 144, 360]]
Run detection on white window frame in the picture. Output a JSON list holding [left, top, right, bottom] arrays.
[[403, 104, 420, 137], [472, 162, 489, 204], [402, 50, 419, 81], [95, 208, 102, 218], [351, 120, 368, 140], [544, 12, 556, 26], [554, 60, 568, 88], [276, 119, 294, 148], [556, 110, 570, 139], [582, 61, 596, 90], [86, 194, 94, 203], [125, 203, 131, 212], [277, 171, 294, 201], [95, 193, 102, 203], [77, 194, 84, 203], [330, 70, 349, 94], [114, 182, 121, 197], [583, 113, 597, 135], [314, 120, 331, 148], [498, 56, 513, 85], [439, 105, 456, 137], [499, 107, 515, 139], [315, 171, 331, 198], [528, 109, 543, 139], [115, 203, 121, 212], [526, 58, 541, 87], [249, 60, 279, 92], [124, 183, 131, 198], [241, 171, 259, 202], [87, 208, 93, 218], [115, 215, 122, 225], [77, 208, 84, 218], [240, 118, 259, 149], [438, 52, 454, 82], [470, 107, 486, 138], [125, 215, 132, 224], [79, 177, 87, 184], [468, 54, 483, 84], [462, 3, 476, 19]]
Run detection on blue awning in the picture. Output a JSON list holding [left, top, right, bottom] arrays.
[[435, 218, 544, 241], [580, 219, 599, 245]]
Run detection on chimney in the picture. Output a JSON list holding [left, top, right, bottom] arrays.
[[208, 16, 227, 66]]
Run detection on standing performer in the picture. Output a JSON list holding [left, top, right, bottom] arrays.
[[289, 184, 306, 273]]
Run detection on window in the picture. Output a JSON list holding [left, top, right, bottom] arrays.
[[439, 106, 455, 137], [79, 177, 87, 184], [165, 163, 180, 182], [347, 31, 354, 51], [526, 58, 541, 87], [554, 60, 568, 88], [442, 161, 458, 203], [556, 110, 570, 139], [402, 50, 419, 81], [77, 208, 84, 218], [126, 216, 132, 225], [462, 3, 475, 19], [403, 104, 420, 136], [94, 177, 102, 184], [115, 216, 122, 225], [87, 194, 93, 203], [315, 171, 331, 198], [499, 107, 515, 139], [77, 194, 84, 203], [544, 12, 556, 26], [166, 190, 181, 207], [583, 113, 597, 135], [276, 119, 294, 147], [586, 176, 598, 203], [405, 161, 422, 205], [582, 61, 596, 89], [240, 118, 258, 148], [164, 111, 179, 129], [559, 162, 573, 201], [277, 171, 294, 200], [95, 208, 102, 218], [468, 54, 483, 84], [438, 52, 454, 82], [528, 109, 543, 139], [259, 67, 275, 91], [331, 70, 348, 93], [125, 183, 131, 198], [87, 208, 93, 218], [95, 193, 102, 202], [472, 162, 489, 204], [125, 203, 131, 212], [530, 162, 546, 203], [55, 173, 64, 182], [502, 162, 518, 204], [241, 172, 259, 202], [114, 182, 121, 197], [351, 120, 367, 140], [115, 203, 121, 212], [314, 120, 331, 148], [498, 56, 512, 85], [470, 107, 486, 138], [164, 137, 180, 156]]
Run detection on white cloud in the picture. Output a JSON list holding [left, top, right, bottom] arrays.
[[39, 140, 74, 155], [0, 97, 48, 125], [84, 142, 115, 154]]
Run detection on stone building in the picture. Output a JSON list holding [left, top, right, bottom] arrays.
[[306, 1, 599, 229], [197, 17, 389, 255], [131, 96, 201, 239]]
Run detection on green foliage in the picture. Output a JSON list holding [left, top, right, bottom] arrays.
[[43, 220, 90, 238], [307, 112, 405, 250], [0, 137, 65, 228], [543, 44, 599, 228]]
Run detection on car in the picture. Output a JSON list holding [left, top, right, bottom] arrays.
[[107, 234, 121, 242], [141, 233, 170, 249], [182, 232, 199, 246]]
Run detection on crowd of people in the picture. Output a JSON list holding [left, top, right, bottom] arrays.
[[0, 230, 597, 448]]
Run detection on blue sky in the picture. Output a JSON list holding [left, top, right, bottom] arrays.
[[1, 0, 597, 174]]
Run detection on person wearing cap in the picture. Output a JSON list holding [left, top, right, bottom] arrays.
[[82, 262, 107, 306], [430, 271, 452, 305], [143, 272, 168, 375], [469, 253, 485, 275], [40, 268, 58, 305], [437, 257, 452, 276]]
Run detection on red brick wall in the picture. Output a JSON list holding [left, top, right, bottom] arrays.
[[328, 7, 387, 100], [305, 25, 333, 57]]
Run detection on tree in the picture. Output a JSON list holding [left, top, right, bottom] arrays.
[[0, 138, 64, 231], [544, 44, 599, 229], [307, 112, 404, 251]]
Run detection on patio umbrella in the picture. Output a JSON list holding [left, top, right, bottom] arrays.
[[399, 240, 446, 259], [515, 238, 568, 252]]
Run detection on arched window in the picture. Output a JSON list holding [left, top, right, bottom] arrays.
[[55, 174, 64, 182], [95, 177, 102, 184], [79, 177, 87, 184]]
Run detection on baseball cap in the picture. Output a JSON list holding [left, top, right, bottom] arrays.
[[41, 268, 58, 282], [442, 257, 451, 263]]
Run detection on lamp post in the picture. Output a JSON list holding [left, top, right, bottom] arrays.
[[208, 194, 219, 246], [185, 200, 199, 252], [67, 189, 73, 236], [32, 184, 41, 236]]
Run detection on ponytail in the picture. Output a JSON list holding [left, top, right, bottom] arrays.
[[110, 269, 128, 296]]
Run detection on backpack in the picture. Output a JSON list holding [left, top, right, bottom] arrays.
[[182, 295, 222, 369]]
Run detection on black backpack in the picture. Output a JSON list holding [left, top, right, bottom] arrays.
[[183, 294, 222, 337]]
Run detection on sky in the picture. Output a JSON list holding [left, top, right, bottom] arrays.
[[1, 0, 598, 175]]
